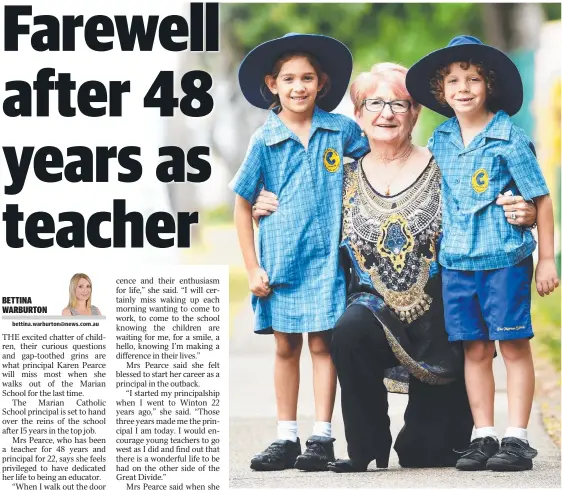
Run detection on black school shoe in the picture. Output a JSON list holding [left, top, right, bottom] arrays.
[[455, 436, 499, 471], [294, 436, 335, 471], [250, 438, 301, 471], [486, 437, 538, 471]]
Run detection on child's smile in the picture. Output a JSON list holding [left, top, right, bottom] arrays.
[[444, 62, 488, 116], [290, 94, 310, 104], [267, 56, 323, 115]]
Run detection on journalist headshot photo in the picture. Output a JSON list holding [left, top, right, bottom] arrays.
[[62, 273, 102, 316]]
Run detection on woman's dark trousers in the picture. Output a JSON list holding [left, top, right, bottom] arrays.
[[330, 304, 397, 465], [330, 304, 474, 467], [395, 371, 473, 467]]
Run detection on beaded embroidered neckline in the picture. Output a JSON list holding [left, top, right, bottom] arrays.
[[342, 159, 442, 323], [352, 158, 441, 242]]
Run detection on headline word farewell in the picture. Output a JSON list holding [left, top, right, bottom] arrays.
[[2, 4, 221, 249], [4, 4, 219, 52]]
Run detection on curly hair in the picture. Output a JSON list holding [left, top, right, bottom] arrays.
[[429, 60, 499, 112]]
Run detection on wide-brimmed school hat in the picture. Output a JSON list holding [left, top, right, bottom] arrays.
[[406, 35, 523, 118], [238, 33, 353, 112]]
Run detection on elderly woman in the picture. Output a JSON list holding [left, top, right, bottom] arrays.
[[253, 62, 537, 471]]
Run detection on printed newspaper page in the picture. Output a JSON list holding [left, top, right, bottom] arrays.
[[1, 2, 560, 490]]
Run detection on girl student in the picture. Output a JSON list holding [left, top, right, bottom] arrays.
[[230, 33, 369, 472]]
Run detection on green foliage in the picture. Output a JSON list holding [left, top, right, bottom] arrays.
[[223, 3, 483, 143], [229, 266, 249, 330], [225, 3, 483, 71], [223, 3, 558, 143], [201, 204, 233, 225], [532, 288, 561, 371], [544, 3, 562, 21]]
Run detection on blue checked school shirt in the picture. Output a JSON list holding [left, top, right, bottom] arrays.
[[230, 106, 369, 333], [428, 110, 549, 271]]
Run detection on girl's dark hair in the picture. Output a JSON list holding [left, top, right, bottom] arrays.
[[260, 52, 331, 109], [429, 60, 499, 112]]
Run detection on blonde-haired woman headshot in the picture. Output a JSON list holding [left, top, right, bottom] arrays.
[[62, 273, 102, 316]]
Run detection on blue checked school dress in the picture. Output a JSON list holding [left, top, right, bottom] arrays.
[[230, 106, 369, 334]]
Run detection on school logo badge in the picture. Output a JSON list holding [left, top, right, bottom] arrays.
[[471, 168, 489, 193], [323, 148, 341, 172]]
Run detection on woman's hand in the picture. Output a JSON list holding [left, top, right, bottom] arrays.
[[252, 190, 279, 220], [535, 259, 560, 296], [496, 194, 536, 227], [248, 267, 271, 297]]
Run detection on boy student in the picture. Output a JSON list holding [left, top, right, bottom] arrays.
[[406, 35, 559, 472]]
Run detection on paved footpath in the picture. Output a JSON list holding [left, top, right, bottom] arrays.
[[229, 300, 561, 488]]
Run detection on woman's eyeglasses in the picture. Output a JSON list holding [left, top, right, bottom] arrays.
[[362, 99, 411, 114]]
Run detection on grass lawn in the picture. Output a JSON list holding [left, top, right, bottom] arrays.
[[531, 287, 561, 370], [229, 266, 250, 329]]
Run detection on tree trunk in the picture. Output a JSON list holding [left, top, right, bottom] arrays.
[[482, 3, 544, 50]]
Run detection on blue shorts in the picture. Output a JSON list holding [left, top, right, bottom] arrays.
[[442, 255, 534, 342]]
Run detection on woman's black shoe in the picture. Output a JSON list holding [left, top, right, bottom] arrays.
[[250, 439, 301, 471], [486, 437, 538, 471], [294, 436, 335, 471], [455, 436, 499, 471], [375, 451, 390, 469], [327, 458, 369, 473], [327, 449, 389, 473]]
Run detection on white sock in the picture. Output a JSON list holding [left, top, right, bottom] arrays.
[[277, 421, 298, 442], [472, 426, 498, 441], [312, 421, 332, 438], [504, 426, 528, 442]]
